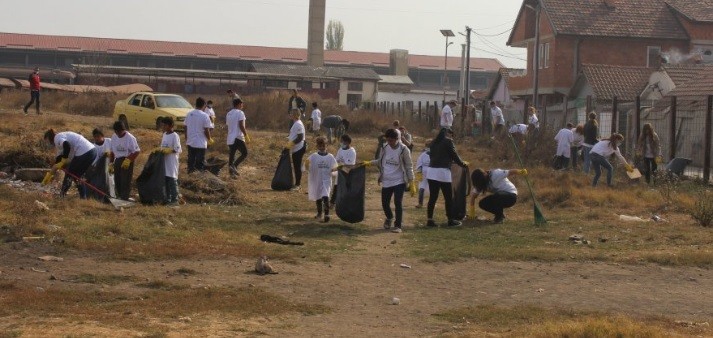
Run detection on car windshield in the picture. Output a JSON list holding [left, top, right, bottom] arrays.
[[155, 95, 192, 109]]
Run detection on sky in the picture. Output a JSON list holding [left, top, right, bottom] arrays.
[[0, 0, 526, 68]]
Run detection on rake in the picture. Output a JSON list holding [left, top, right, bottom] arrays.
[[507, 133, 546, 225], [62, 169, 135, 209]]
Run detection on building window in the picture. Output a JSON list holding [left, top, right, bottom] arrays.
[[348, 82, 363, 91], [538, 42, 550, 69], [647, 46, 661, 68]]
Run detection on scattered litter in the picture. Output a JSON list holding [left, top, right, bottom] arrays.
[[31, 267, 48, 273], [34, 200, 50, 211], [164, 219, 174, 227], [46, 224, 62, 232], [260, 234, 304, 246], [619, 215, 648, 222], [391, 297, 400, 305], [536, 288, 545, 293], [675, 320, 710, 328], [569, 234, 583, 241], [651, 214, 666, 222], [178, 316, 192, 323], [399, 264, 411, 269], [38, 255, 64, 262], [22, 236, 45, 242]]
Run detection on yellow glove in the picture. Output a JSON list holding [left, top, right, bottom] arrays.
[[151, 147, 162, 154], [284, 141, 294, 149], [408, 181, 417, 197], [53, 157, 69, 170], [517, 169, 528, 176], [361, 160, 372, 167], [245, 133, 251, 143], [108, 165, 115, 175], [121, 158, 132, 170], [625, 164, 634, 173], [462, 161, 470, 167], [655, 156, 663, 164], [468, 204, 476, 219], [416, 172, 423, 182], [161, 147, 173, 154], [103, 151, 111, 158], [207, 138, 215, 146], [41, 172, 54, 186]]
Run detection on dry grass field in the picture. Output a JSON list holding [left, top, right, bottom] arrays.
[[0, 91, 711, 337]]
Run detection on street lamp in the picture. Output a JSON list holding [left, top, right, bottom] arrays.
[[440, 29, 455, 102]]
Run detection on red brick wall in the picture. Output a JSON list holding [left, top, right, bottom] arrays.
[[677, 18, 713, 40]]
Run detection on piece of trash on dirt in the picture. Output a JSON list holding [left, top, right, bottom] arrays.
[[399, 264, 411, 269], [260, 234, 304, 246], [46, 224, 62, 232], [536, 288, 545, 293], [38, 255, 64, 262], [31, 267, 48, 273], [23, 236, 45, 242], [391, 297, 400, 305], [179, 316, 192, 323], [569, 234, 583, 241], [619, 214, 648, 222], [34, 200, 50, 211], [651, 214, 666, 222]]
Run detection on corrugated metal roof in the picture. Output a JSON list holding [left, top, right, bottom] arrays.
[[379, 75, 414, 85], [0, 32, 504, 72]]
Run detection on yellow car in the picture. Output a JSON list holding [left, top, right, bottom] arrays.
[[113, 92, 193, 130]]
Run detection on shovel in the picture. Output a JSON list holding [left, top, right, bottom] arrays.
[[61, 169, 135, 209]]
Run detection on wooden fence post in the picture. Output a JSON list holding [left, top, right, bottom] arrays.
[[611, 96, 618, 136], [670, 96, 677, 160], [418, 101, 422, 120], [704, 95, 712, 182]]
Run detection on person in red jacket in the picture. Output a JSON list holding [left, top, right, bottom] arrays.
[[23, 67, 41, 115]]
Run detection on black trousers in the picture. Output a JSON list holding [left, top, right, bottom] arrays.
[[382, 183, 405, 227], [187, 145, 206, 173], [113, 156, 134, 200], [643, 157, 657, 183], [24, 90, 40, 113], [479, 192, 517, 218], [291, 144, 306, 186], [427, 179, 453, 220], [60, 148, 97, 198], [316, 196, 329, 215], [228, 139, 248, 172]]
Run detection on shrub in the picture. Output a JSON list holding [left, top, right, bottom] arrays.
[[689, 191, 713, 227]]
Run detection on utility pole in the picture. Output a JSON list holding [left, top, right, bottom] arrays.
[[465, 26, 472, 107], [532, 2, 541, 112], [459, 43, 466, 101]]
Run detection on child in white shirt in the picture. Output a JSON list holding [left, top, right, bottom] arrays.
[[306, 136, 338, 222], [330, 134, 357, 205], [310, 102, 322, 134], [158, 117, 182, 205], [415, 139, 432, 208]]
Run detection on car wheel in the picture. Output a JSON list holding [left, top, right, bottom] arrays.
[[156, 117, 163, 131], [119, 115, 130, 130]]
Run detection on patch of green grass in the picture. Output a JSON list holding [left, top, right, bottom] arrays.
[[434, 305, 708, 337], [67, 274, 139, 286]]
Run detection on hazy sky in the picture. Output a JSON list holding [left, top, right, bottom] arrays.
[[0, 0, 526, 68]]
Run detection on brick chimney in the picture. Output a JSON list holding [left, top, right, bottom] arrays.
[[307, 0, 326, 67], [389, 49, 409, 76]]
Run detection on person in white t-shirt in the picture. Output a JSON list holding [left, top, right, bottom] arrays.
[[440, 100, 457, 128], [330, 134, 357, 205], [490, 101, 505, 137], [310, 102, 322, 134], [590, 133, 634, 187], [109, 121, 141, 200], [306, 136, 338, 222], [153, 117, 183, 205], [285, 109, 307, 190], [41, 129, 97, 199], [85, 128, 112, 201], [469, 168, 526, 223], [554, 123, 575, 169], [364, 128, 414, 233], [226, 98, 250, 178], [570, 125, 584, 170], [204, 100, 216, 129], [527, 106, 540, 129], [415, 139, 432, 209], [184, 97, 213, 173]]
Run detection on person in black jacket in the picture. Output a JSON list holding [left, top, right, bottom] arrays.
[[288, 90, 307, 116], [425, 127, 468, 227], [582, 112, 599, 174]]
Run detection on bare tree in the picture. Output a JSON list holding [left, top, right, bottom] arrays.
[[326, 20, 344, 51]]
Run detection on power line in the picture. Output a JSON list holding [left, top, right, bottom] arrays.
[[471, 46, 527, 61], [473, 28, 513, 37], [471, 20, 516, 31], [472, 33, 527, 59]]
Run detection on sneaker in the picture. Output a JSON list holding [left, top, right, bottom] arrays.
[[493, 216, 504, 224], [314, 213, 322, 219], [383, 218, 393, 230], [447, 220, 463, 227], [291, 185, 301, 191], [391, 227, 403, 233], [323, 216, 330, 223], [426, 220, 437, 227], [415, 204, 423, 209]]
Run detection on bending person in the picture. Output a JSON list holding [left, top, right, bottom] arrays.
[[469, 168, 525, 223], [42, 129, 97, 198], [590, 133, 633, 187], [426, 128, 468, 227]]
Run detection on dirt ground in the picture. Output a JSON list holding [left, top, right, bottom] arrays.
[[0, 109, 712, 337]]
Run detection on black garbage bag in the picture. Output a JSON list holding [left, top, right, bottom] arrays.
[[450, 163, 470, 221], [85, 155, 110, 202], [271, 149, 294, 191], [136, 152, 166, 204], [336, 166, 366, 223]]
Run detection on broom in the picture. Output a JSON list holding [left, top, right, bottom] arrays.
[[507, 133, 547, 225]]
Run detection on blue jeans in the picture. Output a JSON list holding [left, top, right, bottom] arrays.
[[24, 90, 40, 113], [382, 183, 405, 227], [591, 153, 613, 187], [165, 177, 179, 203], [582, 145, 593, 174]]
